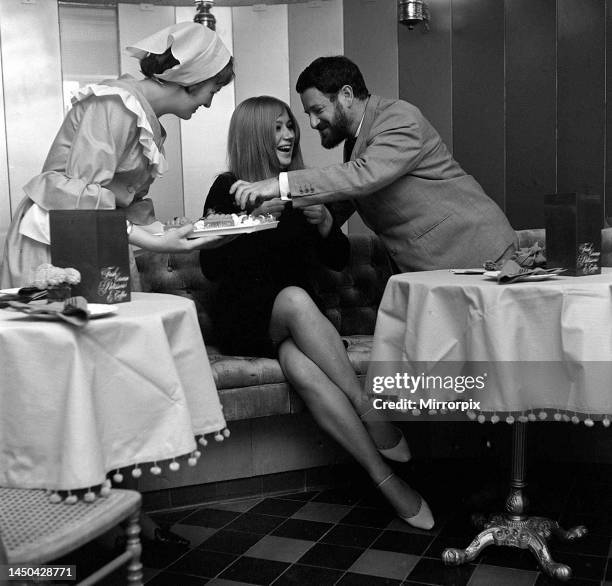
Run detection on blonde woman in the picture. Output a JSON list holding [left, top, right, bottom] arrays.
[[200, 96, 434, 530]]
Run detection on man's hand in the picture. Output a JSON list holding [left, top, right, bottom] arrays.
[[250, 197, 289, 219], [302, 204, 333, 237], [230, 178, 280, 211]]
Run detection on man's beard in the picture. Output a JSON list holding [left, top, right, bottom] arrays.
[[318, 102, 351, 149]]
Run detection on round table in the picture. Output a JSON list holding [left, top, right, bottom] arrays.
[[0, 292, 226, 493], [367, 268, 612, 580]]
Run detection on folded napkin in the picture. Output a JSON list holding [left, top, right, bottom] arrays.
[[0, 287, 47, 308], [497, 259, 566, 284], [7, 296, 89, 327], [484, 241, 547, 272]]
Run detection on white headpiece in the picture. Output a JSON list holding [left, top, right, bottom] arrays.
[[126, 22, 231, 86]]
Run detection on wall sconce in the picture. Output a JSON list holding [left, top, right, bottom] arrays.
[[194, 0, 216, 31], [398, 0, 430, 31]]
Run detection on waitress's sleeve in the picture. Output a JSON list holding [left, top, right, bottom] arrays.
[[23, 96, 137, 212]]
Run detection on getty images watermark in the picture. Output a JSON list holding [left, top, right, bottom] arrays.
[[370, 371, 487, 413]]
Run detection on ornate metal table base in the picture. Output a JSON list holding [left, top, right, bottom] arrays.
[[442, 422, 588, 581]]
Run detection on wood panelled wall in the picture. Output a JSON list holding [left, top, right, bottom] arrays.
[[399, 0, 609, 230]]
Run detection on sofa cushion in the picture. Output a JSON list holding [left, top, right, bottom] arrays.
[[209, 335, 373, 391]]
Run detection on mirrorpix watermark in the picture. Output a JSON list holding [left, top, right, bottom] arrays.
[[370, 369, 487, 414]]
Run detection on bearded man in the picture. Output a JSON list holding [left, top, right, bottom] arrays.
[[232, 56, 517, 273]]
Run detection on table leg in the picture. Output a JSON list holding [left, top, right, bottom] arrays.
[[441, 422, 588, 581]]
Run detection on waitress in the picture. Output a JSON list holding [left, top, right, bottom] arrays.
[[1, 21, 234, 288]]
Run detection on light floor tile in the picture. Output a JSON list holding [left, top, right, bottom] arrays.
[[348, 548, 420, 580], [244, 535, 315, 563], [467, 564, 538, 586], [203, 498, 262, 513], [291, 501, 352, 523], [169, 524, 217, 547]]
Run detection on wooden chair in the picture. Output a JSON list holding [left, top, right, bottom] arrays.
[[0, 488, 142, 586]]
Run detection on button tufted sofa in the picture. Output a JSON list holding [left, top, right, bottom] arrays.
[[136, 233, 393, 422]]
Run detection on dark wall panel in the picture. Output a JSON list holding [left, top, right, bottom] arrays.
[[505, 0, 556, 230], [557, 0, 605, 204], [452, 0, 505, 208], [398, 0, 452, 149]]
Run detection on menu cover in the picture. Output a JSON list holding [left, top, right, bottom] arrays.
[[545, 193, 602, 276], [50, 210, 131, 303]]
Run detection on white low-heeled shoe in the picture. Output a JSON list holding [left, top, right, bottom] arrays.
[[360, 409, 412, 463], [378, 430, 411, 463], [377, 473, 435, 531]]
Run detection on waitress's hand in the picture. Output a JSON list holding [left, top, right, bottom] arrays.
[[301, 204, 333, 237], [130, 223, 236, 252]]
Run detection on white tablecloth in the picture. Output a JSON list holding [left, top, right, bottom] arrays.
[[0, 293, 226, 491], [369, 269, 612, 419]]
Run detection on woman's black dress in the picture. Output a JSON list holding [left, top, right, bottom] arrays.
[[199, 173, 350, 357]]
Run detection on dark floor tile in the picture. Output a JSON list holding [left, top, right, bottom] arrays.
[[248, 497, 307, 518], [271, 518, 333, 541], [406, 557, 476, 586], [296, 542, 364, 571], [198, 529, 263, 555], [140, 538, 191, 569], [150, 506, 201, 527], [165, 548, 237, 578], [424, 534, 479, 560], [436, 511, 484, 540], [224, 512, 287, 535], [271, 563, 343, 586], [339, 506, 396, 529], [535, 573, 602, 586], [357, 488, 395, 511], [278, 490, 319, 502], [218, 556, 290, 585], [145, 570, 209, 585], [550, 531, 611, 557], [336, 572, 401, 585], [180, 507, 241, 528], [480, 545, 541, 571], [320, 523, 382, 548], [560, 512, 612, 537], [313, 487, 363, 506], [371, 529, 434, 556], [538, 551, 607, 582]]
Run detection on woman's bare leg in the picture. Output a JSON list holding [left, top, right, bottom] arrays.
[[277, 337, 430, 527], [269, 286, 401, 450]]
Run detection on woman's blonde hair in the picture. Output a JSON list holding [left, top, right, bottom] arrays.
[[228, 96, 304, 182]]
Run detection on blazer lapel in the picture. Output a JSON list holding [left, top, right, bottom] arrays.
[[350, 95, 380, 160]]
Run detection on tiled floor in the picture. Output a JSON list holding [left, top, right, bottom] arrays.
[[54, 459, 612, 585]]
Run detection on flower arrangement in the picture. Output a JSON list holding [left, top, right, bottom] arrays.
[[32, 263, 81, 288]]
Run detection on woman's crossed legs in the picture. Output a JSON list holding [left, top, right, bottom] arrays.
[[268, 286, 433, 529]]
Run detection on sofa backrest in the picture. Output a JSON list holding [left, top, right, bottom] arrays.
[[136, 233, 394, 344], [136, 228, 612, 346]]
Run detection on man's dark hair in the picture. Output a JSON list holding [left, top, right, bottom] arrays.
[[296, 56, 369, 100]]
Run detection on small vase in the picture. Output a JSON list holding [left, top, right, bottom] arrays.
[[47, 284, 72, 303]]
